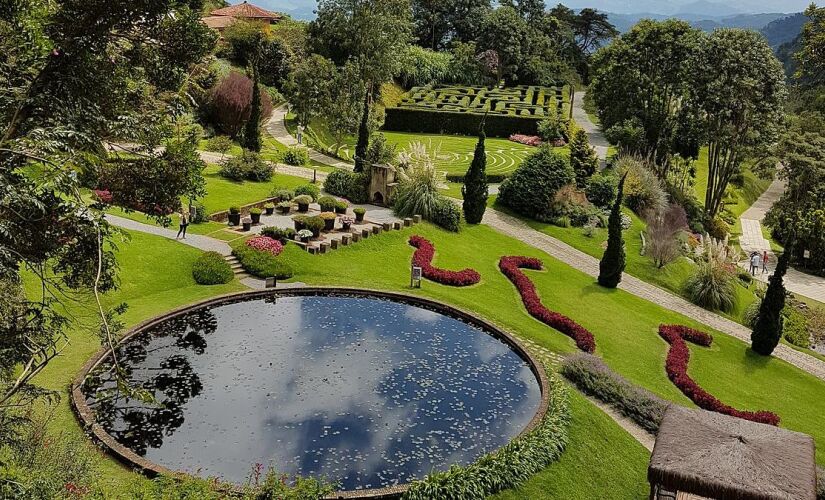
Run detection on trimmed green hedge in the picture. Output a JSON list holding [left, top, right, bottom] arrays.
[[384, 108, 542, 138], [402, 372, 570, 500], [192, 251, 234, 285], [232, 245, 294, 280], [445, 172, 510, 184], [323, 169, 369, 203]]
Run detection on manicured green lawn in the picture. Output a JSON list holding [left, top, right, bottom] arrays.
[[286, 115, 570, 177], [199, 165, 313, 215], [199, 134, 334, 172], [492, 389, 650, 500]]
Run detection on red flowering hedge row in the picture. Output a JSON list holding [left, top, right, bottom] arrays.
[[499, 256, 596, 353], [408, 236, 481, 286], [658, 324, 780, 426]]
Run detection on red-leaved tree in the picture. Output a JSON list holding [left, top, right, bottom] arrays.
[[209, 72, 273, 138]]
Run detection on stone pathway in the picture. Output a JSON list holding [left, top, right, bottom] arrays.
[[571, 91, 608, 161], [482, 207, 825, 382], [738, 178, 825, 303], [106, 214, 232, 255], [266, 106, 353, 170]]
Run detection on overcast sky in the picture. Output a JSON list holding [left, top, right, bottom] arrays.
[[259, 0, 812, 19]]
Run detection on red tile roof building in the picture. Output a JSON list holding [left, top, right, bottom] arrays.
[[201, 2, 283, 32]]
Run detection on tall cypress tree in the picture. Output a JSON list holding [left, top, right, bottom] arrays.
[[354, 90, 371, 173], [751, 243, 792, 355], [570, 129, 598, 187], [598, 173, 627, 288], [242, 63, 263, 152], [462, 124, 489, 224]]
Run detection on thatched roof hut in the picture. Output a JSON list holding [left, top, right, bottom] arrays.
[[648, 405, 816, 500]]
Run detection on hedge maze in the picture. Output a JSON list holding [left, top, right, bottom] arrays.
[[397, 85, 568, 117], [384, 84, 570, 137]]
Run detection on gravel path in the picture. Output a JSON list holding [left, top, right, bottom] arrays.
[[571, 91, 608, 161]]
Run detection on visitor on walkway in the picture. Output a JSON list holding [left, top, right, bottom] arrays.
[[762, 250, 769, 273], [176, 208, 189, 239], [750, 252, 761, 276]]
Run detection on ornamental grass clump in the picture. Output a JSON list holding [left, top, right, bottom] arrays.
[[402, 373, 570, 500], [409, 235, 481, 286]]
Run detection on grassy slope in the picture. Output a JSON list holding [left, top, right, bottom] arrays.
[[198, 164, 312, 214], [277, 223, 825, 465], [24, 231, 246, 493]]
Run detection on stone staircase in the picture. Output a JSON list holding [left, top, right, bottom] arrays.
[[224, 254, 249, 280]]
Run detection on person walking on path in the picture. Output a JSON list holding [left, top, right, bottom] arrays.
[[750, 252, 761, 276], [762, 250, 769, 273], [176, 207, 189, 239]]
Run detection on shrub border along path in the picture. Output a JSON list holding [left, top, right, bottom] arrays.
[[409, 235, 481, 286], [71, 287, 550, 500], [658, 324, 781, 426]]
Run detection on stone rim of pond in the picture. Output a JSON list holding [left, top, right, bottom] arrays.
[[71, 287, 550, 499]]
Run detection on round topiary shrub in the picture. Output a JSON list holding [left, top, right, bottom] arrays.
[[192, 251, 234, 285], [294, 184, 320, 201], [498, 145, 575, 221]]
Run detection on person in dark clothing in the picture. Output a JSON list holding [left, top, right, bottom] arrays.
[[176, 207, 189, 239]]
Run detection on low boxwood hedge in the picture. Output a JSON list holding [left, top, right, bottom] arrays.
[[384, 107, 542, 138], [192, 251, 234, 285], [402, 372, 570, 500], [445, 172, 510, 184], [232, 245, 294, 280]]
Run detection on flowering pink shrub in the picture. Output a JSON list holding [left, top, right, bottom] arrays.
[[409, 235, 481, 287], [658, 324, 780, 426], [509, 134, 542, 147], [92, 189, 112, 204], [245, 236, 283, 256], [499, 256, 596, 353]]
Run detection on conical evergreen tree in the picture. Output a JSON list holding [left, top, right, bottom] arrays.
[[242, 63, 262, 152], [462, 125, 489, 224], [751, 243, 792, 355], [598, 173, 627, 288], [354, 91, 371, 173], [570, 129, 598, 188]]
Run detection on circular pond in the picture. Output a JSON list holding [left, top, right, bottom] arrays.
[[78, 290, 544, 494]]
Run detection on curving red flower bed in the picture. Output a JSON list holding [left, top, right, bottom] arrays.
[[408, 235, 481, 287], [658, 324, 780, 426], [499, 256, 596, 353]]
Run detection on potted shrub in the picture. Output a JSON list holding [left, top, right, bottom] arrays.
[[264, 203, 275, 216], [249, 207, 262, 224], [241, 217, 252, 231], [318, 196, 337, 212], [292, 215, 308, 231], [353, 207, 366, 223], [340, 215, 354, 230], [297, 229, 313, 243], [334, 200, 348, 215], [319, 211, 337, 231], [271, 189, 294, 202], [228, 206, 241, 226], [305, 216, 325, 238], [294, 195, 312, 212], [277, 201, 292, 214]]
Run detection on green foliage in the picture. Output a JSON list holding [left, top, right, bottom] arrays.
[[685, 262, 737, 313], [585, 173, 617, 209], [396, 45, 453, 87], [569, 129, 598, 188], [271, 189, 295, 202], [261, 226, 296, 243], [384, 107, 544, 138], [203, 135, 233, 154], [432, 197, 462, 232], [190, 201, 208, 224], [393, 142, 443, 219], [598, 173, 627, 288], [241, 66, 263, 152], [232, 246, 294, 279], [402, 373, 570, 500], [208, 71, 274, 138], [462, 129, 489, 224], [282, 146, 310, 166], [192, 251, 234, 285], [537, 107, 567, 142], [323, 170, 369, 203], [498, 145, 575, 221], [284, 54, 338, 126], [615, 156, 667, 216], [752, 248, 791, 355], [796, 4, 825, 85], [304, 216, 325, 233], [223, 19, 267, 65], [317, 195, 337, 212], [218, 150, 272, 182], [783, 308, 810, 348]]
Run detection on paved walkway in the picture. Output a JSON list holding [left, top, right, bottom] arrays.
[[738, 179, 825, 303], [571, 91, 608, 161], [482, 207, 825, 382], [106, 214, 232, 255], [266, 106, 353, 170]]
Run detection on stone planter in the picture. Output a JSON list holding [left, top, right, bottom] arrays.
[[294, 220, 306, 231], [298, 203, 309, 212], [355, 212, 365, 223], [264, 206, 275, 216], [241, 218, 252, 231], [311, 227, 321, 238], [228, 213, 241, 226], [342, 222, 352, 231], [300, 235, 310, 243], [278, 206, 291, 215], [335, 207, 346, 215], [323, 218, 335, 232], [250, 213, 261, 224]]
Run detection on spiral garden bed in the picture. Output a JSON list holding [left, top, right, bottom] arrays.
[[72, 288, 548, 498]]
